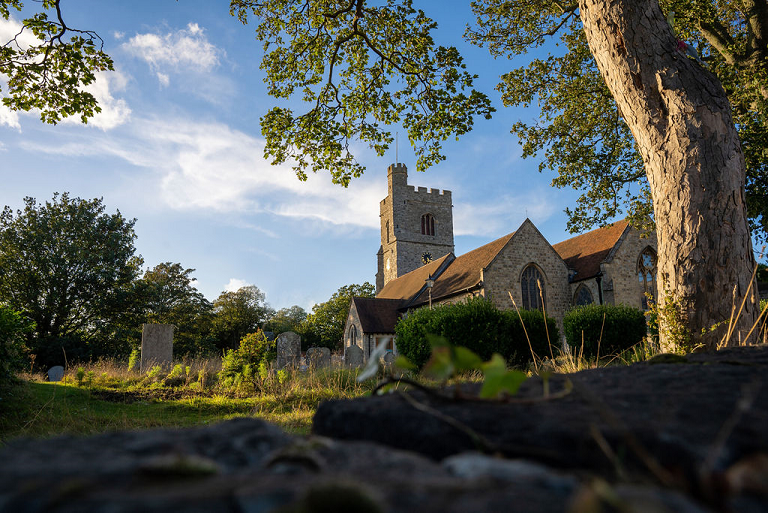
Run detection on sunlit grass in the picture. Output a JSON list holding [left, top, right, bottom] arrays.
[[0, 358, 377, 444]]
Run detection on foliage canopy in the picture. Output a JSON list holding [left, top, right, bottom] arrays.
[[0, 193, 142, 367], [0, 0, 113, 124]]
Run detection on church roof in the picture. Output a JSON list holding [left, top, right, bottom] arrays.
[[377, 231, 517, 307], [377, 253, 452, 301], [351, 297, 403, 334], [552, 220, 629, 282]]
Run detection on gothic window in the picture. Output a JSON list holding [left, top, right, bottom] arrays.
[[574, 285, 594, 306], [349, 325, 357, 347], [421, 214, 435, 236], [638, 247, 657, 309], [521, 265, 546, 310], [386, 221, 390, 243]]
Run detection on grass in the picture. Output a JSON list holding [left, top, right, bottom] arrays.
[[0, 358, 376, 445]]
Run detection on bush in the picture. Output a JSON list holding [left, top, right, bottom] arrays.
[[394, 297, 559, 369], [0, 305, 34, 382], [219, 330, 276, 387], [563, 304, 646, 358]]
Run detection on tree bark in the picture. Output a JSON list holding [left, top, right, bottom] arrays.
[[578, 0, 758, 349]]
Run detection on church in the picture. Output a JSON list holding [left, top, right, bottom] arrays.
[[343, 163, 658, 361]]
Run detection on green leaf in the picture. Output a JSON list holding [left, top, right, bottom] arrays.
[[479, 354, 527, 398], [423, 346, 454, 381], [394, 355, 418, 371], [453, 346, 483, 372]]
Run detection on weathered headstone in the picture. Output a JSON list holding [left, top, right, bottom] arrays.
[[276, 332, 301, 369], [306, 347, 331, 369], [141, 323, 174, 373], [345, 344, 363, 368], [382, 351, 395, 366], [47, 366, 64, 382]]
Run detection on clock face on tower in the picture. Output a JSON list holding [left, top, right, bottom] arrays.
[[421, 252, 433, 264]]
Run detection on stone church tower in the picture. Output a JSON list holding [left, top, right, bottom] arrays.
[[376, 163, 454, 293]]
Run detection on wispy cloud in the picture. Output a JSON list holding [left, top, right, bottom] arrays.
[[123, 23, 222, 85], [21, 115, 386, 229], [454, 192, 557, 236]]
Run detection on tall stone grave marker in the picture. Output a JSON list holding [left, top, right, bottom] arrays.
[[141, 324, 174, 372], [276, 332, 301, 369], [345, 345, 363, 368], [306, 347, 331, 369]]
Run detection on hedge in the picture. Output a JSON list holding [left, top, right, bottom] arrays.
[[563, 303, 646, 358], [394, 297, 559, 369]]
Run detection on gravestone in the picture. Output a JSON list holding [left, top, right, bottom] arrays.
[[345, 344, 363, 368], [141, 323, 174, 372], [382, 351, 395, 366], [276, 332, 301, 369], [47, 366, 64, 382], [306, 347, 331, 369]]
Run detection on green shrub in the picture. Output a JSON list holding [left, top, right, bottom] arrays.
[[563, 304, 646, 358], [394, 297, 559, 369], [0, 305, 34, 382], [219, 330, 276, 387]]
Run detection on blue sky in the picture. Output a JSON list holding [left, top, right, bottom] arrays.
[[0, 0, 588, 311]]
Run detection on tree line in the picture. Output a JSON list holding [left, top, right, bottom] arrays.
[[0, 193, 373, 370]]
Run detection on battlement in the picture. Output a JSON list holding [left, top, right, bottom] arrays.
[[409, 186, 452, 199]]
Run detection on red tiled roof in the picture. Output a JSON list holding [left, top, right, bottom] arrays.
[[351, 297, 402, 333], [378, 231, 516, 307], [552, 220, 628, 281], [377, 254, 451, 301]]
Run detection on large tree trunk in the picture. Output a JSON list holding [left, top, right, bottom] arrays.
[[579, 0, 758, 349]]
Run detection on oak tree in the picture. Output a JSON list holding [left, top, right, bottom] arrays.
[[210, 285, 272, 350], [0, 193, 142, 366]]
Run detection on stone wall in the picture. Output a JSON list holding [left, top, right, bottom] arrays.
[[601, 227, 658, 310], [482, 220, 570, 340], [378, 163, 454, 289]]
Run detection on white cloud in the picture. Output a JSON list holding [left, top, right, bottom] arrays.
[[123, 23, 222, 85], [156, 72, 170, 87], [60, 70, 132, 130], [0, 16, 43, 52], [224, 278, 250, 292], [113, 31, 125, 40], [0, 104, 20, 130]]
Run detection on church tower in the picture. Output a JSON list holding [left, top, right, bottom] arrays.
[[375, 163, 454, 293]]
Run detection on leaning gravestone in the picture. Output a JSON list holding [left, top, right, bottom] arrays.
[[47, 366, 64, 382], [276, 332, 301, 369], [345, 344, 363, 368], [306, 347, 331, 369], [140, 323, 174, 373]]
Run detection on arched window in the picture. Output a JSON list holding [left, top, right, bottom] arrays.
[[421, 214, 435, 236], [574, 285, 594, 306], [521, 265, 546, 310], [638, 247, 657, 309], [349, 325, 357, 347]]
